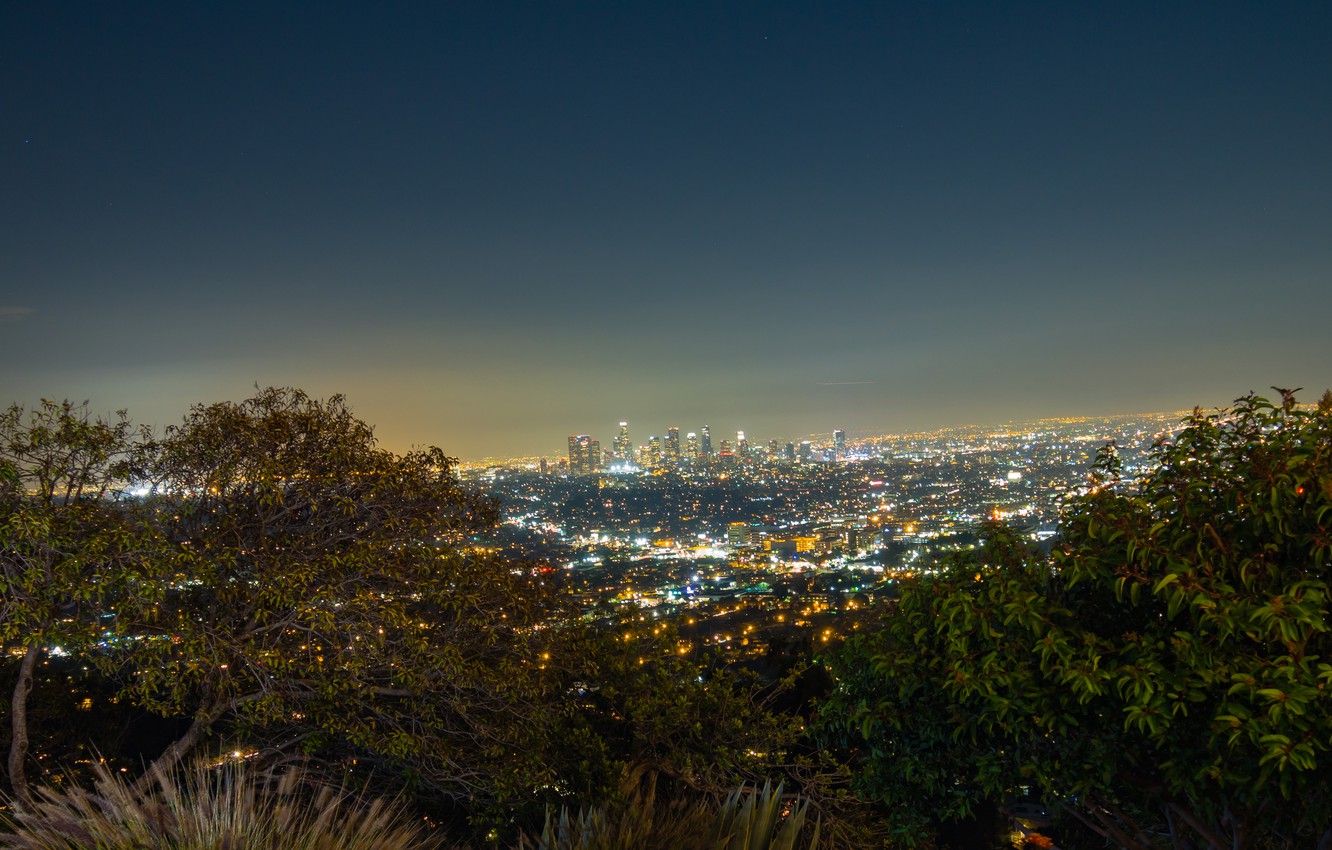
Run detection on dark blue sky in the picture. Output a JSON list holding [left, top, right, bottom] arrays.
[[4, 2, 1331, 457]]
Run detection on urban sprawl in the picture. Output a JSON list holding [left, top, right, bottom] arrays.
[[462, 412, 1184, 666]]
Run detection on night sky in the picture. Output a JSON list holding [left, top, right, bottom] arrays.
[[4, 3, 1331, 458]]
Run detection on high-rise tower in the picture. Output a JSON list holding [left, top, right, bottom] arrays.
[[701, 425, 712, 457], [613, 421, 631, 459], [567, 435, 601, 474]]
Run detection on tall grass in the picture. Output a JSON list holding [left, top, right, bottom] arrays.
[[2, 766, 818, 850], [519, 781, 819, 850], [0, 760, 443, 850], [518, 796, 717, 850]]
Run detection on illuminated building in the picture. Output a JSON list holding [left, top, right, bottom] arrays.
[[686, 432, 699, 458], [613, 421, 631, 459], [834, 429, 846, 460], [799, 440, 813, 463], [701, 425, 712, 457], [727, 522, 748, 547], [567, 434, 601, 474], [666, 426, 681, 463], [718, 439, 735, 468]]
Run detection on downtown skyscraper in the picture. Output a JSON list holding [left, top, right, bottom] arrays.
[[567, 434, 601, 474]]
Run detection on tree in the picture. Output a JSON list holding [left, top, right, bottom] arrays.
[[820, 391, 1332, 850], [122, 388, 563, 804], [817, 524, 1043, 847], [2, 389, 862, 837], [0, 400, 161, 806]]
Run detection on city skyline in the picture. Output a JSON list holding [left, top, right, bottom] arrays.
[[520, 406, 1186, 467], [4, 2, 1331, 459]]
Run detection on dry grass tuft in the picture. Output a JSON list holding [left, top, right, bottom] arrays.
[[0, 760, 444, 850]]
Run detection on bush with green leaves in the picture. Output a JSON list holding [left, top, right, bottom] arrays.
[[820, 391, 1332, 850]]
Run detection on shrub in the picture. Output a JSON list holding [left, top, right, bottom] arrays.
[[0, 759, 444, 850]]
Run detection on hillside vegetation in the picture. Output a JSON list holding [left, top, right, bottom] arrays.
[[5, 389, 1331, 849]]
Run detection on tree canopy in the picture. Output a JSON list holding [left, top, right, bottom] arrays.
[[819, 391, 1332, 850], [125, 388, 571, 798], [21, 385, 1328, 846], [1, 400, 162, 805], [1, 389, 825, 839]]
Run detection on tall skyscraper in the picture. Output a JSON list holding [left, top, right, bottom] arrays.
[[718, 438, 735, 466], [736, 430, 749, 458], [701, 425, 712, 456], [613, 421, 631, 459], [567, 435, 601, 474], [666, 426, 681, 463], [834, 429, 846, 460], [686, 432, 699, 458]]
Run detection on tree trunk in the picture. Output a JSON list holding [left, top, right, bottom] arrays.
[[1166, 803, 1234, 850], [7, 644, 41, 808], [1064, 801, 1153, 850]]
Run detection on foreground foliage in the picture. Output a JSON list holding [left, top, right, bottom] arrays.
[[519, 780, 820, 850], [0, 761, 442, 850], [820, 391, 1332, 849], [1, 390, 846, 841], [17, 385, 1326, 846], [0, 401, 162, 806], [1, 767, 822, 850], [129, 387, 563, 802]]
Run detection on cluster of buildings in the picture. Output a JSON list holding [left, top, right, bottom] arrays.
[[468, 410, 1185, 666], [564, 422, 848, 475]]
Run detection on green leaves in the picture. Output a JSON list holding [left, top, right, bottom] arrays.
[[1153, 573, 1180, 593], [820, 390, 1332, 848], [1, 400, 169, 799]]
